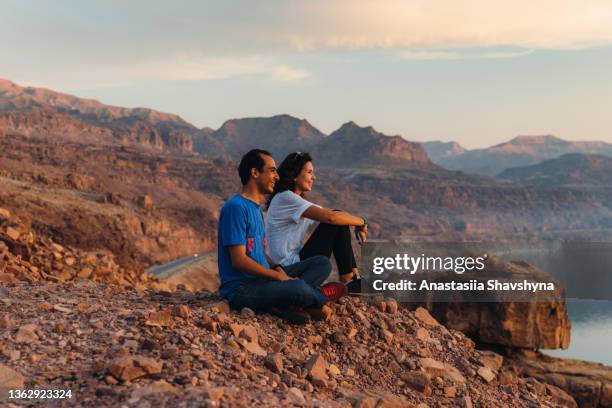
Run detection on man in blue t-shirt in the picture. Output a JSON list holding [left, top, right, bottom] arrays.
[[217, 149, 343, 324]]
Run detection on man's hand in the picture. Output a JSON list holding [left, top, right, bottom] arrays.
[[274, 266, 296, 281]]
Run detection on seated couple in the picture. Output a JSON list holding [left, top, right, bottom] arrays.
[[217, 149, 367, 324]]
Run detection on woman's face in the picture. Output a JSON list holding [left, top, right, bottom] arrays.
[[295, 161, 315, 192]]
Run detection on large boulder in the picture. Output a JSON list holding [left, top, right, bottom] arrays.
[[425, 256, 571, 349]]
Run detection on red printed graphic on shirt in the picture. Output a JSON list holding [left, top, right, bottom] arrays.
[[247, 237, 254, 253]]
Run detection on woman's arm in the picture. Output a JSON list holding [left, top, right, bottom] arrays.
[[302, 205, 365, 226]]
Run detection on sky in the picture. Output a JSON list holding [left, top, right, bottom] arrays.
[[2, 0, 612, 148]]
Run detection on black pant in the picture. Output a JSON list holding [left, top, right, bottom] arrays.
[[299, 223, 357, 277]]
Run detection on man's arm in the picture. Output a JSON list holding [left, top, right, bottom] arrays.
[[228, 245, 293, 281]]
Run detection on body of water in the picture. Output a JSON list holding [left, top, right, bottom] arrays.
[[545, 299, 612, 366]]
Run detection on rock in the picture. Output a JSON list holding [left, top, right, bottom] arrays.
[[0, 235, 30, 260], [130, 380, 178, 399], [545, 384, 577, 408], [419, 358, 465, 384], [241, 339, 267, 357], [0, 313, 14, 329], [460, 396, 473, 408], [566, 376, 602, 408], [599, 383, 612, 407], [15, 323, 39, 343], [202, 386, 225, 401], [477, 366, 496, 383], [229, 323, 243, 337], [416, 327, 430, 341], [376, 393, 412, 408], [51, 243, 65, 253], [108, 355, 163, 382], [171, 305, 190, 318], [208, 300, 231, 314], [414, 307, 440, 327], [304, 353, 328, 384], [328, 364, 341, 376], [478, 350, 503, 371], [428, 258, 571, 349], [239, 325, 259, 343], [381, 329, 394, 344], [240, 307, 256, 318], [444, 386, 457, 398], [0, 272, 18, 283], [5, 227, 20, 241], [307, 335, 323, 345], [77, 267, 93, 278], [385, 298, 399, 314], [0, 208, 11, 220], [145, 310, 173, 327], [401, 371, 431, 396], [419, 357, 445, 376], [265, 352, 284, 374], [53, 304, 73, 313], [286, 387, 306, 405], [506, 351, 611, 407], [138, 195, 153, 211], [201, 317, 219, 333], [0, 363, 25, 389]]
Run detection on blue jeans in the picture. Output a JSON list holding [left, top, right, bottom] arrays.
[[229, 256, 331, 311]]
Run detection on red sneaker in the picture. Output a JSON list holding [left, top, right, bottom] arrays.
[[321, 282, 348, 302]]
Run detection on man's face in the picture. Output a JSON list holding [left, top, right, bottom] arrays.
[[253, 154, 279, 194]]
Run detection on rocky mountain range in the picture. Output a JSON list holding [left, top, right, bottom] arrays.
[[1, 79, 612, 269], [193, 116, 434, 169], [498, 153, 612, 187], [422, 135, 612, 177], [0, 79, 198, 152]]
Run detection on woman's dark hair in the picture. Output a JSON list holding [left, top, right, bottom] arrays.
[[238, 149, 272, 185], [266, 152, 312, 209]]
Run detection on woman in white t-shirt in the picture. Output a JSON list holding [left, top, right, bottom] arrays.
[[266, 152, 367, 289]]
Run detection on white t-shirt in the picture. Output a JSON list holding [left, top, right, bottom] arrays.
[[266, 190, 319, 266]]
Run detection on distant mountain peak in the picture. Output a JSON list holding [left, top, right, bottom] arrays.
[[421, 140, 466, 162], [507, 135, 565, 145], [311, 122, 433, 168]]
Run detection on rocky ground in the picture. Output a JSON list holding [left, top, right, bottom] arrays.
[[506, 350, 612, 408], [0, 207, 156, 289], [1, 280, 574, 408]]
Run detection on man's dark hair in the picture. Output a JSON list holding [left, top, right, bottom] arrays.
[[266, 151, 313, 209], [238, 149, 273, 185]]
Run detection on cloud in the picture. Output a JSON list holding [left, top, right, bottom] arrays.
[[5, 54, 310, 90], [278, 0, 612, 51], [124, 55, 310, 83], [398, 48, 535, 61], [2, 0, 611, 89], [270, 66, 310, 82]]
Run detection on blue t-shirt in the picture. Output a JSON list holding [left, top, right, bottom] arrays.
[[217, 194, 269, 300]]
